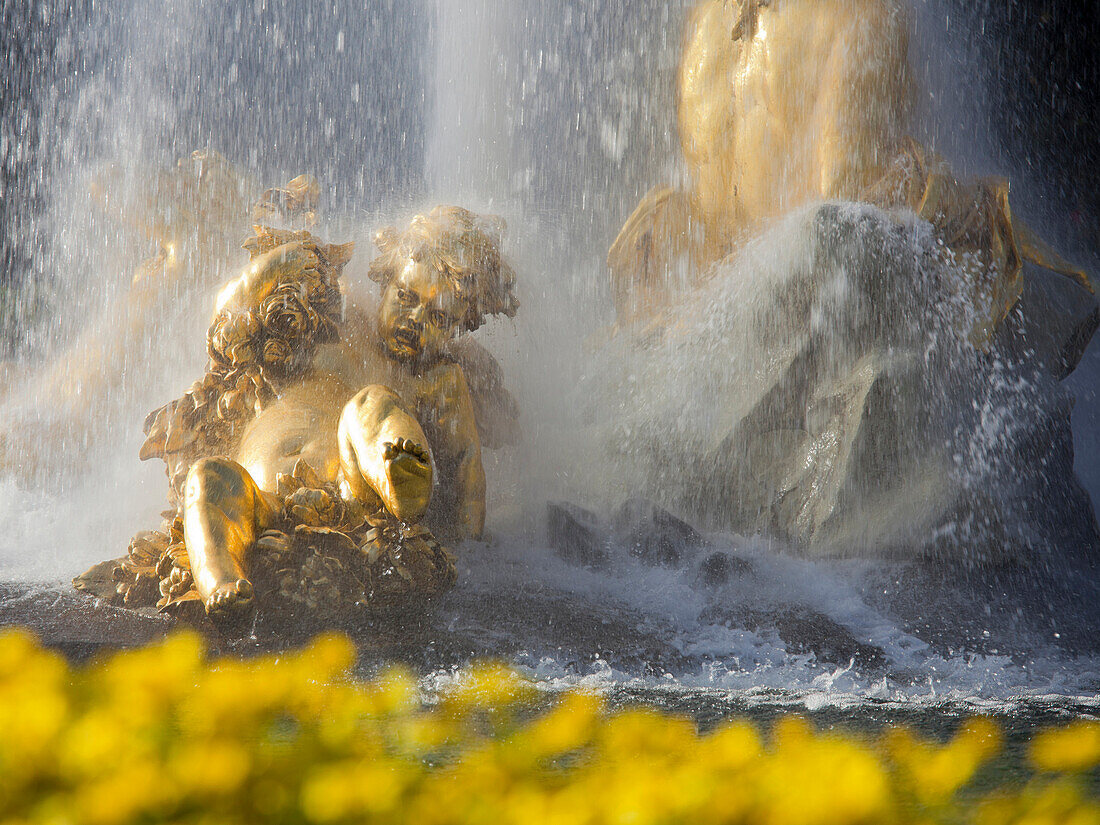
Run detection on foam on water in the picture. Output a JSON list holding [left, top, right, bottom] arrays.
[[419, 528, 1100, 712]]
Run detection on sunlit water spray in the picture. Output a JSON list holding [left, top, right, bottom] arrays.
[[419, 0, 1100, 703], [1, 0, 1098, 709]]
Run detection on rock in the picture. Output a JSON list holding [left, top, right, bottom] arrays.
[[771, 608, 887, 670], [1007, 389, 1100, 566], [697, 551, 753, 585], [547, 501, 611, 569], [1, 583, 173, 662], [702, 603, 887, 670], [859, 554, 1100, 658], [612, 497, 705, 567], [436, 584, 694, 677], [996, 262, 1100, 381]]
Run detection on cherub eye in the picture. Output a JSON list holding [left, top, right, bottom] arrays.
[[396, 288, 416, 304]]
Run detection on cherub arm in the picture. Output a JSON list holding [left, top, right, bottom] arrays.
[[447, 335, 521, 449], [419, 362, 486, 541]]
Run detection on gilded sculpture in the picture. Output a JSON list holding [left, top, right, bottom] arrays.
[[592, 0, 1098, 553], [75, 195, 519, 624], [609, 0, 1093, 345], [57, 0, 1100, 600]]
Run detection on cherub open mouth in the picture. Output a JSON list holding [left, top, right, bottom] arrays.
[[392, 326, 421, 351]]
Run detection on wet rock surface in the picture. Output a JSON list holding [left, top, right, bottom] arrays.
[[613, 497, 705, 567], [0, 583, 173, 662], [856, 556, 1100, 660], [697, 551, 754, 585], [1, 579, 692, 676], [549, 498, 717, 571], [547, 501, 610, 569], [701, 604, 887, 671], [5, 497, 1100, 682], [767, 609, 887, 670]]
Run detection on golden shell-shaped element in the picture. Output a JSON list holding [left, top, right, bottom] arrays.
[[287, 488, 336, 528], [122, 571, 162, 607], [250, 462, 455, 615], [138, 223, 352, 511], [252, 173, 322, 227], [128, 530, 170, 568], [358, 520, 457, 608], [255, 529, 293, 557], [158, 564, 195, 605]]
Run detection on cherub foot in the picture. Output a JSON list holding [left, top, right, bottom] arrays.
[[204, 578, 255, 618], [382, 438, 432, 520]]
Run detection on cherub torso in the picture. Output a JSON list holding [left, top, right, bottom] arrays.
[[679, 0, 908, 253], [234, 329, 433, 493]]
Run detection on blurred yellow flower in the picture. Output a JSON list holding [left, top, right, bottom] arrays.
[[701, 718, 762, 769], [1031, 720, 1100, 773], [1, 629, 1099, 825], [442, 661, 538, 711], [518, 691, 603, 759]]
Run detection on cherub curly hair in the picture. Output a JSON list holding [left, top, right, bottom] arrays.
[[368, 206, 519, 333]]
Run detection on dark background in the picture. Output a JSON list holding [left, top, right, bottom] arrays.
[[956, 0, 1100, 253]]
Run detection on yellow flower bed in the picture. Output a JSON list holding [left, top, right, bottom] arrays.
[[1, 628, 1098, 825]]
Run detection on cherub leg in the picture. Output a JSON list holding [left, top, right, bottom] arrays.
[[183, 457, 276, 616], [338, 385, 433, 522]]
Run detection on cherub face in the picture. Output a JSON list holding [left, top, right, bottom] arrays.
[[378, 257, 463, 364]]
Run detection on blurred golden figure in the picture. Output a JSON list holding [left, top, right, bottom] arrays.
[[595, 0, 1098, 554], [610, 0, 912, 322], [76, 205, 519, 621], [610, 0, 1092, 343], [0, 151, 263, 474]]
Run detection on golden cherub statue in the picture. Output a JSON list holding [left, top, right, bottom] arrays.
[[75, 202, 519, 623]]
